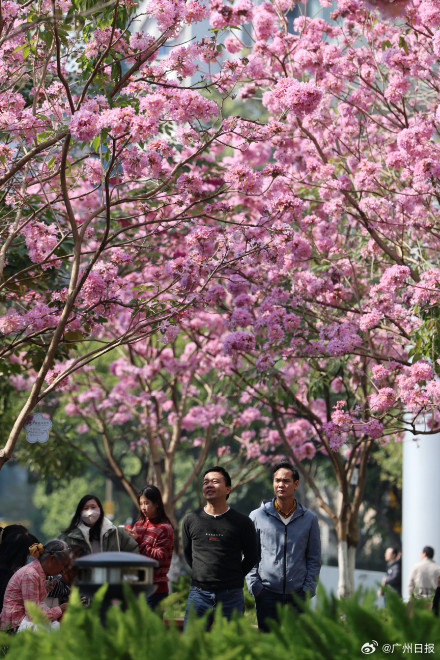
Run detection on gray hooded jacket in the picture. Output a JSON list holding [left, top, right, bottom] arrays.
[[246, 499, 321, 597], [58, 517, 139, 555]]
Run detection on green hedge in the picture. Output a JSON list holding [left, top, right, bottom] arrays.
[[1, 587, 439, 660]]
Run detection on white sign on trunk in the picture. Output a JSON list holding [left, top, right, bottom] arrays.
[[24, 413, 52, 443]]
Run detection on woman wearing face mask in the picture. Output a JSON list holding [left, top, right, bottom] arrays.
[[58, 494, 138, 555]]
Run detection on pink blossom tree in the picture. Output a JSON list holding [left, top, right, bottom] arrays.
[[3, 0, 440, 595], [188, 0, 440, 595], [25, 329, 266, 537], [0, 0, 267, 465]]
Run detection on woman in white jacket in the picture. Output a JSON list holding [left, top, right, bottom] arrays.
[[58, 493, 138, 555]]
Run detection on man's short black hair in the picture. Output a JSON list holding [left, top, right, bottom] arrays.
[[203, 466, 232, 488], [423, 545, 434, 559], [272, 461, 299, 481]]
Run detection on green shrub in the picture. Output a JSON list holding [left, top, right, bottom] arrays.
[[1, 586, 439, 660], [159, 574, 190, 620]]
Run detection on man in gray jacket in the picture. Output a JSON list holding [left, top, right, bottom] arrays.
[[246, 461, 321, 631]]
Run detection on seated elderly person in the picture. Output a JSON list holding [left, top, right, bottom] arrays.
[[0, 539, 70, 632]]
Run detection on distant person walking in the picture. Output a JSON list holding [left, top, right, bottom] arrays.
[[58, 494, 138, 555], [182, 466, 258, 627], [128, 485, 174, 609], [378, 547, 402, 598], [408, 546, 440, 598], [246, 461, 321, 631]]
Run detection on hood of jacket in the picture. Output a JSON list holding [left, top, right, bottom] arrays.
[[68, 517, 118, 552], [59, 518, 138, 555]]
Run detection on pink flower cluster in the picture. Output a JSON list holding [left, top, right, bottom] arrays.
[[263, 78, 323, 117], [253, 2, 277, 41], [0, 310, 25, 334], [284, 419, 315, 447], [361, 419, 384, 439], [69, 109, 100, 142], [121, 146, 162, 179], [412, 269, 440, 306], [224, 36, 243, 54], [294, 442, 316, 461], [129, 33, 156, 55], [371, 363, 398, 383], [256, 353, 274, 370], [69, 89, 218, 145], [210, 0, 253, 28], [160, 325, 180, 344], [85, 28, 125, 59], [384, 73, 410, 103], [20, 221, 59, 268], [409, 360, 434, 381], [184, 0, 210, 23], [145, 0, 185, 31], [237, 407, 261, 425], [223, 331, 256, 354], [0, 1, 19, 20], [181, 403, 226, 431], [229, 308, 254, 329], [369, 388, 396, 412], [319, 321, 362, 357], [288, 234, 313, 262], [331, 400, 353, 427], [83, 158, 103, 185], [268, 193, 304, 220], [224, 164, 262, 194], [163, 89, 218, 123], [322, 421, 345, 451], [146, 0, 208, 30], [41, 0, 71, 11], [359, 310, 383, 331], [378, 265, 411, 290]]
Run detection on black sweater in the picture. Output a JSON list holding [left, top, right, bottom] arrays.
[[182, 508, 258, 591]]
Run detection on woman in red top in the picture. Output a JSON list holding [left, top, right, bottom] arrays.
[[131, 485, 174, 609]]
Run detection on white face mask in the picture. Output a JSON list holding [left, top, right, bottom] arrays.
[[81, 508, 100, 526]]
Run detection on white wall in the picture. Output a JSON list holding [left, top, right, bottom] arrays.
[[402, 430, 440, 599], [319, 565, 384, 596]]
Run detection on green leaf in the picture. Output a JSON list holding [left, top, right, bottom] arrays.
[[399, 36, 409, 53], [13, 43, 29, 53], [64, 330, 83, 342], [47, 156, 56, 168], [37, 131, 54, 143], [39, 29, 52, 47], [92, 135, 101, 151], [22, 45, 30, 59]]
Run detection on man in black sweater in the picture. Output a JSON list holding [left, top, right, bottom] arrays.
[[182, 465, 258, 628]]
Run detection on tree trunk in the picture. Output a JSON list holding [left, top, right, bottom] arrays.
[[165, 502, 180, 553], [337, 540, 356, 597]]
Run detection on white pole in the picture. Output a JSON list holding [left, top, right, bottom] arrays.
[[402, 430, 440, 599]]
